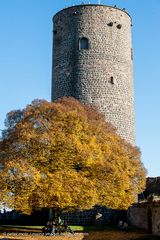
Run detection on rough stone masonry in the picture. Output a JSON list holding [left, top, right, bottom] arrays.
[[51, 4, 135, 145]]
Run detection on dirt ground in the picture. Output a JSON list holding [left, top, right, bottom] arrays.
[[0, 230, 151, 240]]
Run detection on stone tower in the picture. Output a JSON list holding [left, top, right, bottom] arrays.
[[51, 4, 135, 145]]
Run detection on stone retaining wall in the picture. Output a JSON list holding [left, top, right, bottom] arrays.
[[128, 202, 160, 236], [61, 206, 126, 225]]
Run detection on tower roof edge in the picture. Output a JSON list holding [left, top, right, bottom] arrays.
[[52, 4, 132, 22]]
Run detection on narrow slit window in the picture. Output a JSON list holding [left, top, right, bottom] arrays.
[[110, 76, 114, 84], [131, 48, 133, 60], [79, 37, 89, 50]]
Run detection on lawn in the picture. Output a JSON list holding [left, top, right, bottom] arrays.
[[0, 225, 159, 240], [0, 225, 83, 232], [0, 225, 117, 232]]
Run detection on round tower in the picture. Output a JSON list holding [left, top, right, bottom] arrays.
[[51, 4, 135, 145]]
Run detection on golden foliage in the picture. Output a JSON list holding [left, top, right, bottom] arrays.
[[0, 97, 146, 214]]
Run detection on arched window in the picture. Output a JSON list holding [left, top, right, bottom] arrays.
[[79, 37, 89, 50]]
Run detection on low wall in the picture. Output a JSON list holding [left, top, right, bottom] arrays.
[[61, 206, 126, 225], [0, 207, 127, 226], [128, 202, 160, 236], [128, 205, 148, 230], [152, 206, 160, 235]]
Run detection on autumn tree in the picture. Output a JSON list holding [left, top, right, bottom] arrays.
[[0, 97, 146, 215]]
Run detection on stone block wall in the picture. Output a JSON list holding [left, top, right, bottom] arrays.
[[128, 202, 160, 236], [128, 205, 148, 230], [144, 177, 160, 197], [52, 4, 135, 145], [61, 206, 126, 225]]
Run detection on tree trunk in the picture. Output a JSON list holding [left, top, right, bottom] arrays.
[[49, 207, 61, 224], [49, 208, 54, 221]]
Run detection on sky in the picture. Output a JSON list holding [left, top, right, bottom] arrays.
[[0, 0, 160, 177]]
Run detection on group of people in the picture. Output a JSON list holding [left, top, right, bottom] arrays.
[[42, 219, 74, 235], [117, 220, 128, 230]]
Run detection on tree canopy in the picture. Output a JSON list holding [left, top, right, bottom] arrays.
[[0, 97, 146, 214]]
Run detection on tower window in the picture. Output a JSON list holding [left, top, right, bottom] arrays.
[[107, 22, 113, 27], [73, 11, 78, 15], [79, 37, 89, 50], [110, 77, 114, 84], [131, 48, 133, 60], [117, 24, 122, 29]]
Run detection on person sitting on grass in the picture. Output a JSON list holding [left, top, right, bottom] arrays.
[[117, 220, 123, 229], [63, 220, 74, 234], [50, 221, 56, 235], [42, 220, 53, 235], [117, 220, 128, 230]]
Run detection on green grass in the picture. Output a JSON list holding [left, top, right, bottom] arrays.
[[0, 225, 83, 231], [69, 225, 84, 231], [0, 225, 43, 229], [0, 224, 119, 232]]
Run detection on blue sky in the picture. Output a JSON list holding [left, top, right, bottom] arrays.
[[0, 0, 160, 177]]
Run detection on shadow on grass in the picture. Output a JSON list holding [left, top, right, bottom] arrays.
[[81, 226, 160, 240], [0, 225, 42, 230], [0, 225, 42, 235], [1, 225, 160, 240], [82, 233, 160, 240], [0, 238, 24, 240], [130, 237, 160, 240]]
